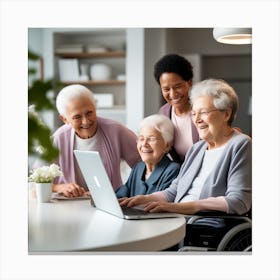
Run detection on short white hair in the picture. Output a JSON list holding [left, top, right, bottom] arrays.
[[189, 78, 238, 126], [138, 114, 174, 144], [56, 84, 95, 116]]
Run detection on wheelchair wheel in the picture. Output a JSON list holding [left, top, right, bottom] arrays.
[[217, 222, 252, 251]]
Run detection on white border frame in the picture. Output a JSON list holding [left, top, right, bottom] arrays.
[[1, 1, 279, 279]]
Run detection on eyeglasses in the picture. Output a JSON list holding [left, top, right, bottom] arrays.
[[136, 136, 162, 144], [190, 109, 224, 119]]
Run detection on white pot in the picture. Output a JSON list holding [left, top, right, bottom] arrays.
[[35, 182, 53, 203], [90, 64, 112, 80]]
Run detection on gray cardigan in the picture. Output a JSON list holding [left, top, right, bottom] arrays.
[[162, 131, 252, 215]]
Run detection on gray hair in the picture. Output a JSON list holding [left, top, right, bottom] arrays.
[[189, 78, 239, 126], [138, 114, 174, 144], [56, 84, 95, 116]]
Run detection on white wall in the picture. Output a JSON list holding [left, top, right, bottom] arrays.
[[28, 28, 43, 55], [143, 28, 166, 117], [126, 28, 145, 132]]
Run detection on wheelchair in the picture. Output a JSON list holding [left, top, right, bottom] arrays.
[[178, 210, 252, 252]]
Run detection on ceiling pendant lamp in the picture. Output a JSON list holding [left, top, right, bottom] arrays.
[[213, 28, 252, 44]]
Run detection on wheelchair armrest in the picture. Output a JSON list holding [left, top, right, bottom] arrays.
[[187, 210, 251, 224], [195, 210, 229, 216], [196, 209, 251, 219]]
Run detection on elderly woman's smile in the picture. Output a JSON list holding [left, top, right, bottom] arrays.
[[191, 96, 232, 149], [140, 148, 153, 153], [79, 122, 95, 130], [62, 96, 98, 139], [115, 114, 179, 198], [137, 126, 170, 170]]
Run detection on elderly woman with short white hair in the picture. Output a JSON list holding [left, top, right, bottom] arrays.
[[116, 114, 180, 198], [52, 84, 140, 197], [120, 79, 252, 215]]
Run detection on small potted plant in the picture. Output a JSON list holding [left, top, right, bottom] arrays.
[[29, 164, 63, 202]]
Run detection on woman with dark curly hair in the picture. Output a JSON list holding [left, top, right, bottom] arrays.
[[154, 54, 199, 164]]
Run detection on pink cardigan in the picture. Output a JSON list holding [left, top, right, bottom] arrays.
[[159, 103, 199, 163], [159, 103, 199, 143], [53, 117, 141, 189]]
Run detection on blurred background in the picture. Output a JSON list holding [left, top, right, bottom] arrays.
[[28, 28, 252, 164]]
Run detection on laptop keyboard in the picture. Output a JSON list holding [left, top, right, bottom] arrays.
[[121, 206, 150, 216]]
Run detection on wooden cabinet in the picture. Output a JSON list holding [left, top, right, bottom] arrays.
[[53, 29, 127, 125]]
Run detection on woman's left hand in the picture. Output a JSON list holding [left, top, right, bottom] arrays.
[[143, 201, 174, 213], [143, 201, 200, 215]]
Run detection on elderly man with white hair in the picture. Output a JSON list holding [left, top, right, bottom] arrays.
[[52, 84, 141, 197]]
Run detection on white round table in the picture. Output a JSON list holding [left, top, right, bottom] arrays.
[[28, 199, 186, 252]]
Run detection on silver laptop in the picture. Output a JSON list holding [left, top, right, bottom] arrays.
[[74, 150, 182, 220]]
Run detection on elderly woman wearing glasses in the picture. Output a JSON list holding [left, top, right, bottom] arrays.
[[115, 114, 180, 198], [120, 79, 251, 215]]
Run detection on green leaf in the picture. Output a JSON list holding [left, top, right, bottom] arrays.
[[28, 49, 61, 163], [28, 112, 59, 163], [28, 79, 56, 110], [28, 50, 41, 60]]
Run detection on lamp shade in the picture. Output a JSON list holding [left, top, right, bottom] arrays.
[[213, 28, 252, 44]]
